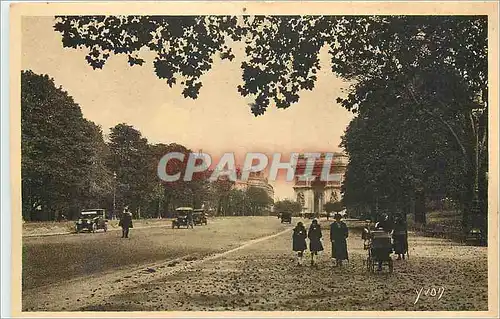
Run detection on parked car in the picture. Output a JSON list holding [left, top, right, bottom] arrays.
[[172, 207, 194, 229], [193, 208, 208, 226], [466, 227, 486, 246], [75, 209, 108, 233]]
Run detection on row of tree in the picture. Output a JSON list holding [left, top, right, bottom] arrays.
[[21, 70, 275, 221], [336, 17, 488, 233], [273, 199, 302, 215], [51, 15, 488, 235]]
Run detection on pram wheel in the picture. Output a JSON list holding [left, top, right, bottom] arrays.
[[366, 256, 372, 272]]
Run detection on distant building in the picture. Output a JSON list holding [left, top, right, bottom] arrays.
[[233, 170, 275, 200], [293, 152, 348, 215]]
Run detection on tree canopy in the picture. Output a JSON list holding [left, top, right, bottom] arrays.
[[324, 201, 343, 214], [274, 199, 302, 215], [21, 70, 113, 220], [52, 15, 488, 233], [21, 71, 277, 220], [54, 15, 486, 115]]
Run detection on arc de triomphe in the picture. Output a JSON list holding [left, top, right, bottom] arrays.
[[293, 153, 348, 215]]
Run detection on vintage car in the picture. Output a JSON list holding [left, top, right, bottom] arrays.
[[280, 212, 292, 224], [172, 207, 194, 229], [75, 209, 108, 233], [466, 227, 486, 246], [303, 212, 316, 219], [193, 208, 208, 226]]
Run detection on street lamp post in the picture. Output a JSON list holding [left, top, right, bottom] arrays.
[[113, 172, 117, 220], [471, 109, 482, 227]]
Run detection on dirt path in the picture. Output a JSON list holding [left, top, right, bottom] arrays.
[[23, 219, 488, 312]]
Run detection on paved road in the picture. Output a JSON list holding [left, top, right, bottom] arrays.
[[22, 217, 290, 290], [22, 218, 488, 312]]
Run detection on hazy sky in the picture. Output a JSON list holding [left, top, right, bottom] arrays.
[[21, 16, 354, 199]]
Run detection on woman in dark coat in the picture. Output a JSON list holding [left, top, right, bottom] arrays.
[[308, 219, 324, 266], [392, 214, 408, 260], [292, 222, 307, 265], [330, 213, 349, 267]]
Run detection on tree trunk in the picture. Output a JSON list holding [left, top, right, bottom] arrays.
[[164, 194, 171, 218], [414, 190, 426, 224], [158, 198, 161, 218], [23, 200, 34, 221], [461, 167, 475, 230], [217, 198, 222, 216]]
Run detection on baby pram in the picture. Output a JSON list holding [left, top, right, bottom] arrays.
[[364, 229, 394, 273]]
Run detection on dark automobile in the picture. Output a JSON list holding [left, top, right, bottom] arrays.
[[280, 212, 292, 224], [75, 209, 108, 233], [172, 207, 194, 229], [193, 209, 208, 226], [466, 227, 486, 246], [302, 212, 315, 219]]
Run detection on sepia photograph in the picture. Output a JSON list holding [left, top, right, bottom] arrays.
[[6, 1, 499, 317]]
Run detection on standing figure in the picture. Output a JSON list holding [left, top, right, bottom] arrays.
[[375, 213, 393, 233], [361, 219, 372, 250], [186, 209, 194, 228], [119, 207, 133, 238], [292, 222, 307, 265], [392, 214, 408, 260], [308, 219, 324, 266], [330, 213, 349, 267]]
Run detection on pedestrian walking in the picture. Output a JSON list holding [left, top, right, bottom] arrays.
[[119, 207, 133, 238], [308, 219, 324, 266], [330, 213, 349, 267], [292, 222, 307, 265], [187, 209, 194, 228], [392, 213, 408, 260]]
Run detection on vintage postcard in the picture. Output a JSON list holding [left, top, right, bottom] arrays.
[[7, 1, 499, 318]]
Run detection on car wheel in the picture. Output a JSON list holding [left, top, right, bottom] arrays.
[[92, 223, 97, 233]]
